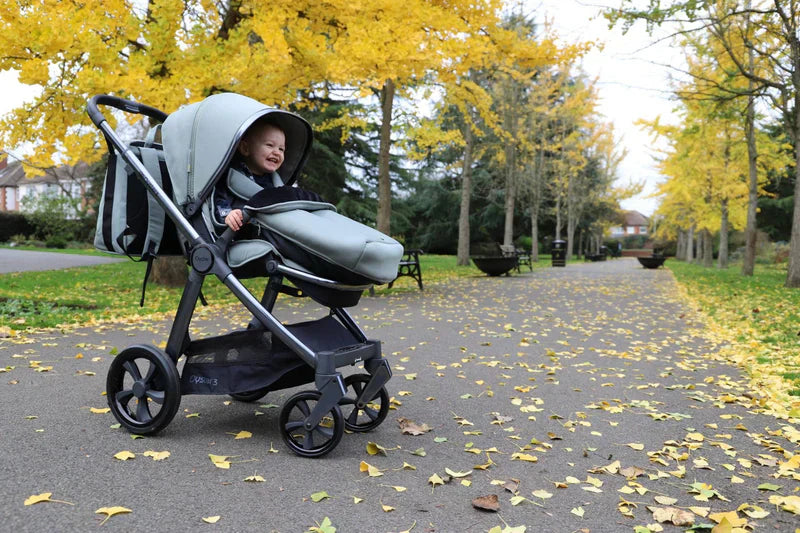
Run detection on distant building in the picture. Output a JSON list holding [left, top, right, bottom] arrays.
[[0, 156, 91, 214], [609, 210, 649, 238]]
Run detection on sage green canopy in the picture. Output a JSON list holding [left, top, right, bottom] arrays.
[[161, 92, 312, 212]]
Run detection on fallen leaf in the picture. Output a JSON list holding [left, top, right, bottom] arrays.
[[90, 407, 110, 414], [202, 516, 221, 524], [114, 451, 135, 461], [366, 442, 388, 456], [95, 506, 132, 525], [209, 454, 231, 469], [143, 450, 170, 461], [472, 494, 500, 512], [243, 475, 265, 483], [359, 461, 383, 477], [311, 491, 330, 502], [428, 473, 445, 489], [397, 417, 431, 435], [232, 430, 252, 440]]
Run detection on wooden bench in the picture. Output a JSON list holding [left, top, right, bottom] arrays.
[[388, 249, 423, 290]]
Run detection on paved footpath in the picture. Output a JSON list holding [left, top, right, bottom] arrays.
[[0, 248, 123, 274], [1, 258, 798, 532]]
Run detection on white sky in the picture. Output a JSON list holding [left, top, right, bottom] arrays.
[[0, 1, 681, 216], [533, 0, 685, 216]]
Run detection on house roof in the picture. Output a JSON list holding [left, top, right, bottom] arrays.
[[624, 210, 649, 226], [0, 160, 89, 187]]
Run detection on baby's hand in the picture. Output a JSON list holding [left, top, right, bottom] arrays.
[[225, 209, 245, 231]]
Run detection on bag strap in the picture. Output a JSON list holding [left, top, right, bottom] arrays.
[[144, 124, 162, 147]]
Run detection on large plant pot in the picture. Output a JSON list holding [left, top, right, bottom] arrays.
[[637, 256, 667, 269], [472, 256, 517, 276]]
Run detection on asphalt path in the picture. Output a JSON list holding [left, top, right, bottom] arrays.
[[0, 248, 123, 274], [1, 258, 798, 532]]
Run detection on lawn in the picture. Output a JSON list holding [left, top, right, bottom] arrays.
[[0, 250, 555, 332], [667, 260, 800, 409]]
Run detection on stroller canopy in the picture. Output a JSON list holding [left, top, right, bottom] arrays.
[[161, 92, 313, 210]]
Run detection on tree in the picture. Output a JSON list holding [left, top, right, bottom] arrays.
[[606, 0, 800, 286]]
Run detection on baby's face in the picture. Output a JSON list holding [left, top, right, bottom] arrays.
[[239, 125, 285, 175]]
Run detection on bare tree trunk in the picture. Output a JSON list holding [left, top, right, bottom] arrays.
[[703, 229, 714, 267], [686, 225, 695, 263], [742, 67, 758, 276], [502, 96, 517, 247], [530, 209, 539, 262], [787, 129, 800, 286], [676, 229, 686, 260], [718, 199, 729, 269], [457, 119, 474, 266], [150, 256, 188, 287], [377, 79, 395, 235], [555, 194, 562, 241]]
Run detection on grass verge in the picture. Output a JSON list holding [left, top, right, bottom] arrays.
[[0, 252, 556, 332], [668, 260, 800, 416]]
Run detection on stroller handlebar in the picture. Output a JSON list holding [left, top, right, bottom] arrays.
[[87, 94, 168, 127]]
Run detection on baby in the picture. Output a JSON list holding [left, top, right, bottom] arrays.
[[214, 118, 287, 231]]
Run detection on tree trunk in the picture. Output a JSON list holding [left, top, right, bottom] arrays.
[[150, 256, 188, 287], [676, 229, 686, 261], [377, 79, 395, 236], [686, 225, 695, 262], [456, 119, 474, 266], [786, 122, 800, 286], [502, 95, 517, 247], [555, 195, 562, 241], [742, 73, 758, 276], [718, 199, 729, 269], [703, 229, 713, 267], [530, 209, 539, 262]]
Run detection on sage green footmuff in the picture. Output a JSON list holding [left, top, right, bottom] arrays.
[[161, 93, 403, 297]]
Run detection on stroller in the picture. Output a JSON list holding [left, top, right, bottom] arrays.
[[87, 93, 403, 457]]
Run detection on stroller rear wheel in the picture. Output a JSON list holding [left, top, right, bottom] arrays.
[[279, 390, 343, 458], [340, 374, 389, 432], [106, 345, 181, 435], [229, 387, 270, 403]]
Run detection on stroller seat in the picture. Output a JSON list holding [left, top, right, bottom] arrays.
[[224, 168, 404, 289]]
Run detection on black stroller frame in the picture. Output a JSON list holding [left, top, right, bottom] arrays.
[[88, 95, 392, 457]]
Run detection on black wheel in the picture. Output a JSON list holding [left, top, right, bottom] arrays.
[[340, 374, 389, 432], [279, 390, 343, 458], [106, 345, 181, 435], [229, 387, 270, 403]]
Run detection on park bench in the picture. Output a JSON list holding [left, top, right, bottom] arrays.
[[388, 249, 423, 290], [499, 244, 532, 273]]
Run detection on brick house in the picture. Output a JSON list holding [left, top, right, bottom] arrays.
[[0, 156, 91, 214], [609, 210, 649, 238]]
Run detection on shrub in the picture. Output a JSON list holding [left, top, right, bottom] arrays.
[[0, 212, 35, 242], [20, 191, 80, 241], [45, 236, 67, 249]]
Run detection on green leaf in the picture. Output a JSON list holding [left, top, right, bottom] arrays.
[[311, 491, 331, 503], [757, 483, 781, 491]]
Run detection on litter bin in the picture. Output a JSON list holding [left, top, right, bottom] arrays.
[[551, 239, 566, 267]]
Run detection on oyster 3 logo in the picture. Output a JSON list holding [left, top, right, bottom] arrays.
[[189, 375, 218, 387]]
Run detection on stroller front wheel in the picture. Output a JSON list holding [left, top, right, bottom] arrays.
[[279, 390, 344, 458], [106, 345, 181, 435], [340, 374, 390, 432]]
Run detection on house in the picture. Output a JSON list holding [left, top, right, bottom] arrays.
[[0, 156, 91, 214], [609, 210, 649, 238]]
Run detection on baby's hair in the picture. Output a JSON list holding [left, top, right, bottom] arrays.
[[243, 115, 285, 141]]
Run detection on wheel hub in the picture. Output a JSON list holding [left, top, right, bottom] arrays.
[[132, 380, 147, 398]]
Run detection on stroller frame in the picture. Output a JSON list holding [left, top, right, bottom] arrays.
[[88, 95, 392, 457]]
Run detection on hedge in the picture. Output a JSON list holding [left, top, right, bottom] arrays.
[[0, 212, 35, 242]]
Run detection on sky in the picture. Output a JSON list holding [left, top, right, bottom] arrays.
[[0, 1, 682, 216], [532, 0, 685, 216]]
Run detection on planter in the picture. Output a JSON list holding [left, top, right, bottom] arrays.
[[637, 256, 667, 269], [471, 256, 518, 276]]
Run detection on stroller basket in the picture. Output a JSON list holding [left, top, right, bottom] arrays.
[[182, 316, 380, 395], [88, 94, 396, 458]]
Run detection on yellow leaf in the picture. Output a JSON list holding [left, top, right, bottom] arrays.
[[143, 450, 170, 461], [243, 475, 265, 483], [209, 454, 231, 469], [428, 473, 445, 487], [95, 506, 132, 525], [24, 493, 52, 506], [366, 442, 387, 456], [202, 516, 221, 523], [511, 452, 538, 463], [90, 407, 111, 414], [114, 451, 135, 461], [627, 443, 645, 450], [381, 503, 395, 512], [359, 461, 383, 477], [233, 431, 252, 440], [532, 489, 553, 499], [444, 467, 471, 478]]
